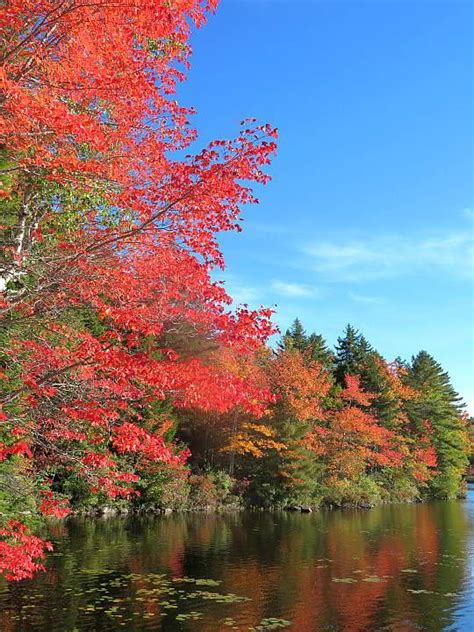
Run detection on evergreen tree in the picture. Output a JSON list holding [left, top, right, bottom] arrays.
[[404, 351, 468, 498], [279, 318, 308, 352], [334, 326, 403, 430], [357, 349, 406, 430], [307, 333, 336, 369], [393, 356, 409, 371], [280, 319, 334, 369], [245, 411, 323, 508], [334, 324, 373, 383]]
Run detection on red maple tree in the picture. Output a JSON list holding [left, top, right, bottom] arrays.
[[0, 0, 277, 579]]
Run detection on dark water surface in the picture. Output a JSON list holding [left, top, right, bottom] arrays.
[[1, 489, 473, 632]]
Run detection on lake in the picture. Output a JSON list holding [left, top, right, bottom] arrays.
[[1, 489, 473, 631]]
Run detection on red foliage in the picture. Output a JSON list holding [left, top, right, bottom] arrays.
[[112, 422, 189, 464], [0, 521, 52, 581], [324, 404, 403, 479], [341, 374, 374, 407], [0, 440, 33, 461], [0, 0, 276, 580], [39, 491, 71, 519]]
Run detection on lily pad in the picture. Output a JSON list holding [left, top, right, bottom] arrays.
[[250, 618, 292, 630], [332, 577, 357, 583], [362, 576, 386, 583]]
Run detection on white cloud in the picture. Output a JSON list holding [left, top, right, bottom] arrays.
[[303, 229, 474, 282], [271, 280, 318, 298]]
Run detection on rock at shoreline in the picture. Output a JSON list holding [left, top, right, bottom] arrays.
[[284, 505, 313, 513]]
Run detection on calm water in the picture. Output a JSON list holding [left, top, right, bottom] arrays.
[[1, 489, 473, 632]]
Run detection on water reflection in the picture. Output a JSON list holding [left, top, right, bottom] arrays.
[[0, 491, 473, 631]]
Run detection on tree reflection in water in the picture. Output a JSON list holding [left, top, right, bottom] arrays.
[[0, 491, 472, 631]]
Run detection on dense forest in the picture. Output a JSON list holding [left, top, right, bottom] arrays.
[[170, 319, 469, 513], [0, 0, 469, 583]]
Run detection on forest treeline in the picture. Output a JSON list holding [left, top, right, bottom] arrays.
[[147, 318, 469, 513], [2, 311, 470, 521], [0, 0, 470, 581]]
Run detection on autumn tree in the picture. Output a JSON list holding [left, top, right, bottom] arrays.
[[243, 347, 332, 507], [335, 328, 409, 432], [0, 0, 277, 580]]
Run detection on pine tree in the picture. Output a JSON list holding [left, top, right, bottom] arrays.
[[357, 350, 404, 430], [334, 327, 405, 430], [279, 318, 308, 352], [404, 351, 468, 498], [280, 319, 334, 369], [307, 333, 336, 369], [334, 324, 373, 383]]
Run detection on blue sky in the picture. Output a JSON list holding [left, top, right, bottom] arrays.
[[178, 0, 473, 409]]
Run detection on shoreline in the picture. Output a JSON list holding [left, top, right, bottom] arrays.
[[71, 492, 468, 519]]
